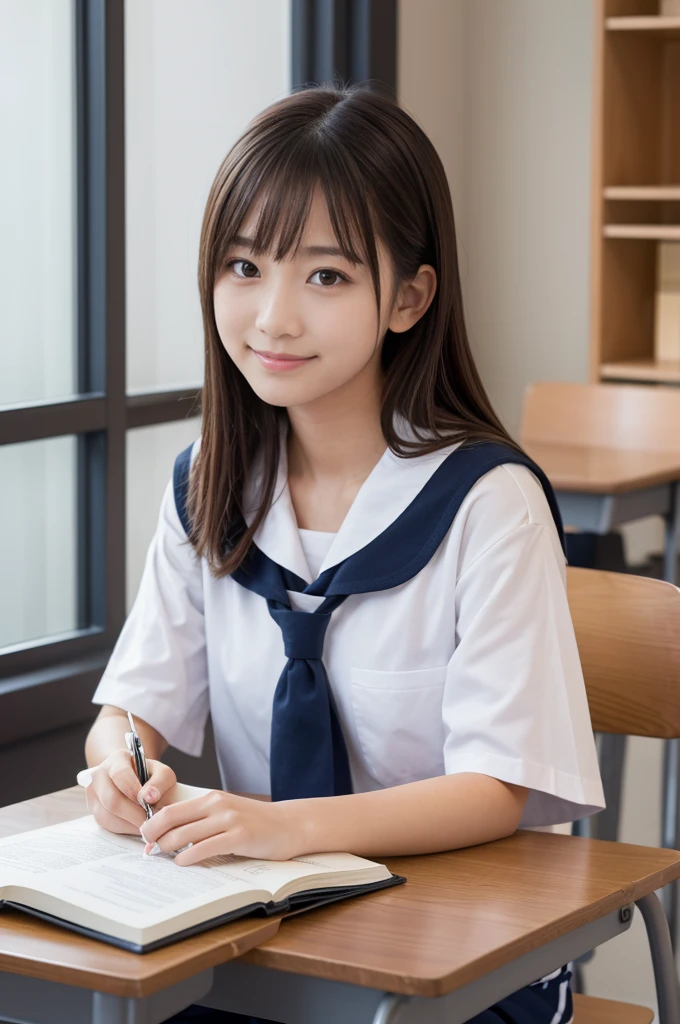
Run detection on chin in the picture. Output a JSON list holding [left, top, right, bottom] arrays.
[[245, 375, 335, 410]]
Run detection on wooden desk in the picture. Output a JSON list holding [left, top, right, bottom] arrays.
[[525, 441, 680, 496], [1, 790, 680, 1024]]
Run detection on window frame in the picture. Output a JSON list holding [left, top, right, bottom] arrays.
[[0, 0, 396, 742]]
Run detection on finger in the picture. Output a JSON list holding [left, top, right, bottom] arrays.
[[96, 754, 141, 804], [153, 819, 219, 855], [89, 792, 142, 835], [92, 773, 147, 828], [139, 760, 177, 805], [174, 833, 236, 867], [141, 795, 211, 843]]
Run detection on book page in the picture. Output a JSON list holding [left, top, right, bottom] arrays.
[[0, 817, 269, 928]]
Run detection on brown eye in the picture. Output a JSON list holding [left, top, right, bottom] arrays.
[[226, 259, 259, 278], [310, 269, 347, 287]]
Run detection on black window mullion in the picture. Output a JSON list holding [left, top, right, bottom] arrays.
[[103, 0, 127, 642], [292, 0, 397, 95], [80, 0, 126, 644]]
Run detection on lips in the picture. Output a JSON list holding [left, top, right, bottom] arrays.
[[254, 350, 311, 361], [250, 348, 316, 372]]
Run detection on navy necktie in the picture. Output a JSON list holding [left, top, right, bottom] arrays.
[[173, 442, 565, 802]]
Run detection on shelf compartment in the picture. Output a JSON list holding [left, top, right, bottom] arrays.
[[604, 224, 680, 239], [600, 358, 680, 383]]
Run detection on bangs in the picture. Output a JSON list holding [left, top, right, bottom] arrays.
[[211, 145, 381, 298]]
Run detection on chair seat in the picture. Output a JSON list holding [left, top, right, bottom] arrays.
[[573, 993, 654, 1024]]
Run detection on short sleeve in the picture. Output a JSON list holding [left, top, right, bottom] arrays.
[[91, 469, 210, 756], [442, 464, 605, 827]]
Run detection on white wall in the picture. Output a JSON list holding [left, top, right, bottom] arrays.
[[398, 0, 666, 1013], [399, 0, 593, 437]]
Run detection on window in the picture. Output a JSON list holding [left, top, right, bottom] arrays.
[[0, 0, 395, 779]]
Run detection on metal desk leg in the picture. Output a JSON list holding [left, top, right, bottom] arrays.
[[661, 737, 680, 954], [658, 482, 680, 955], [637, 893, 680, 1024], [573, 732, 626, 842], [663, 481, 680, 586], [571, 731, 627, 990]]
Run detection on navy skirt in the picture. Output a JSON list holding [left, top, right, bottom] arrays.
[[164, 964, 573, 1024]]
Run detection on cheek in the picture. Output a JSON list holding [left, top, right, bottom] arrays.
[[213, 293, 244, 359]]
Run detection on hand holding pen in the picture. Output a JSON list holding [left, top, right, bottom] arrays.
[[81, 712, 177, 836]]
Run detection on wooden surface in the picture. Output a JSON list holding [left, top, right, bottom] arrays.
[[521, 382, 680, 454], [604, 186, 680, 200], [573, 993, 653, 1024], [600, 358, 680, 384], [3, 790, 680, 1001], [525, 440, 680, 493], [567, 567, 680, 738], [243, 828, 680, 998], [604, 224, 680, 240], [521, 381, 680, 493], [0, 789, 280, 998], [606, 16, 680, 39]]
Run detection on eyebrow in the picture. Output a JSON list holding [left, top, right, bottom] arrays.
[[230, 234, 362, 262]]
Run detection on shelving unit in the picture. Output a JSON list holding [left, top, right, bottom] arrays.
[[590, 2, 680, 384]]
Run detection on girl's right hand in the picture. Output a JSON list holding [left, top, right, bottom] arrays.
[[86, 750, 177, 834]]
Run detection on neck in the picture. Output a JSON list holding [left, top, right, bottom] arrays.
[[286, 375, 387, 487]]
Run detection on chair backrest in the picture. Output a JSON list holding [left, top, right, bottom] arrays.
[[567, 567, 680, 738], [520, 381, 680, 453]]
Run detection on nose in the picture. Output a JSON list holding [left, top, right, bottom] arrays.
[[254, 275, 302, 340]]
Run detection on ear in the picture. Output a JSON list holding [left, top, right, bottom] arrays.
[[388, 265, 437, 334]]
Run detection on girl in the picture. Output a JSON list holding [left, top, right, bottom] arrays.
[[84, 83, 605, 1024]]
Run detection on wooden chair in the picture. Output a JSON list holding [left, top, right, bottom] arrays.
[[567, 566, 680, 1024], [520, 380, 680, 454]]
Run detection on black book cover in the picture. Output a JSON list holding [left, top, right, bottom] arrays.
[[0, 873, 406, 953]]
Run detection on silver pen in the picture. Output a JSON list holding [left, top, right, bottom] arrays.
[[124, 711, 153, 820]]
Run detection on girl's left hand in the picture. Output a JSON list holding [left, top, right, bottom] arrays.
[[139, 791, 303, 865]]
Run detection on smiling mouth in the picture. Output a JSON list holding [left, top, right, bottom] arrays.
[[251, 349, 314, 361], [249, 348, 317, 370]]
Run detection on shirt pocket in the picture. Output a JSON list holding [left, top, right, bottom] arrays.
[[349, 665, 448, 788]]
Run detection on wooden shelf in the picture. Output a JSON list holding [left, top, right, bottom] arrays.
[[605, 16, 680, 39], [600, 359, 680, 384], [591, 6, 680, 387], [603, 224, 680, 240], [604, 186, 680, 201]]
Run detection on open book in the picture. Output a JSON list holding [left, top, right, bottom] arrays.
[[0, 805, 403, 953]]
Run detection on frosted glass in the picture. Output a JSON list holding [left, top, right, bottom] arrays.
[[0, 0, 77, 406], [0, 436, 78, 649], [125, 0, 292, 394], [126, 417, 201, 612]]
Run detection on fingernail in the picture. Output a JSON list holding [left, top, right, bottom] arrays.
[[140, 786, 159, 803], [143, 842, 161, 856]]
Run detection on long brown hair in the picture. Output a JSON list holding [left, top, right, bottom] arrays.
[[189, 83, 522, 577]]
